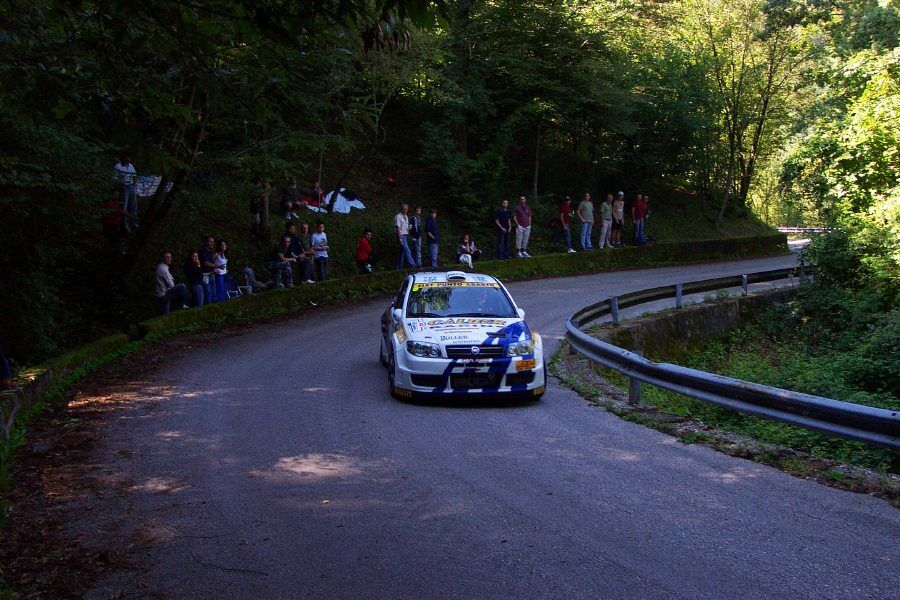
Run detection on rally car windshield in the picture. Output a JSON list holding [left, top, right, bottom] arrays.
[[406, 283, 517, 318]]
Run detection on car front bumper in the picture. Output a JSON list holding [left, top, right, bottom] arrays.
[[392, 350, 545, 398]]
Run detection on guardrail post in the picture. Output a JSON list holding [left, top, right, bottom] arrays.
[[675, 283, 683, 309], [741, 274, 748, 296], [628, 350, 643, 405], [610, 297, 619, 326]]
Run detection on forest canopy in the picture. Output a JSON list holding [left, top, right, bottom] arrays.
[[0, 0, 897, 363]]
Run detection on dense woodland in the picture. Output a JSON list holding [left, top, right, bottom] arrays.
[[1, 0, 897, 366]]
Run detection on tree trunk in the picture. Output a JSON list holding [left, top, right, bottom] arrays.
[[261, 181, 270, 235], [532, 121, 541, 202]]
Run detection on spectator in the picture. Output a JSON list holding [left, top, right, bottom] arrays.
[[457, 234, 481, 268], [599, 193, 613, 249], [494, 199, 512, 259], [282, 178, 300, 220], [632, 193, 648, 244], [612, 191, 625, 247], [298, 222, 313, 253], [311, 221, 330, 281], [355, 229, 378, 273], [269, 234, 297, 288], [285, 222, 314, 283], [513, 195, 533, 258], [312, 180, 325, 207], [213, 240, 229, 301], [409, 206, 423, 266], [394, 203, 418, 269], [185, 251, 205, 307], [425, 208, 440, 267], [0, 344, 15, 390], [101, 194, 132, 248], [199, 235, 218, 303], [559, 195, 576, 253], [577, 192, 594, 250], [114, 153, 138, 232], [155, 251, 188, 315]]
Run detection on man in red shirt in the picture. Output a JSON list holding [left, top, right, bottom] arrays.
[[559, 195, 576, 253], [514, 195, 533, 258], [632, 193, 649, 244], [355, 228, 377, 273]]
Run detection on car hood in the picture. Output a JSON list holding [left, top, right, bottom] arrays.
[[405, 317, 529, 345]]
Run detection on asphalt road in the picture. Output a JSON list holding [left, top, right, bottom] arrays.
[[85, 254, 899, 598]]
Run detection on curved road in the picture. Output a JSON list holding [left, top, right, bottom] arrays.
[[85, 254, 899, 598]]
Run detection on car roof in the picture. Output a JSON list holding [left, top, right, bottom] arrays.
[[410, 271, 500, 285]]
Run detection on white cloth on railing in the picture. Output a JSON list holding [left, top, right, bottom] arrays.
[[136, 176, 175, 198], [326, 188, 366, 214]]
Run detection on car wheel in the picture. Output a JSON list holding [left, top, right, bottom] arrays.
[[387, 353, 399, 398], [379, 336, 388, 367]]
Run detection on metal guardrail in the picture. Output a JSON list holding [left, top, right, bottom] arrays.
[[565, 267, 900, 450], [777, 227, 833, 234]]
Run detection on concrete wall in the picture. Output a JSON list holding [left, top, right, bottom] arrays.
[[596, 289, 795, 362]]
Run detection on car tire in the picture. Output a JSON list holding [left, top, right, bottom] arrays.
[[387, 353, 399, 398], [379, 336, 388, 367]]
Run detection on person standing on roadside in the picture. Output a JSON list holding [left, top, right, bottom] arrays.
[[199, 235, 218, 303], [494, 199, 512, 259], [598, 194, 613, 249], [355, 229, 377, 274], [425, 208, 440, 267], [114, 154, 138, 232], [559, 195, 576, 253], [632, 193, 648, 245], [513, 195, 533, 258], [394, 203, 418, 269], [311, 221, 330, 281], [184, 251, 205, 307], [409, 206, 423, 267], [612, 191, 625, 247], [577, 192, 594, 250]]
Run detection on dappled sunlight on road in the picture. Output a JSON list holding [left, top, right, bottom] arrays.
[[129, 476, 189, 495], [700, 467, 762, 484], [249, 453, 385, 482]]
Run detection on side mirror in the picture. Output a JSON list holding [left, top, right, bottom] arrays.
[[517, 308, 525, 319], [392, 309, 403, 323]]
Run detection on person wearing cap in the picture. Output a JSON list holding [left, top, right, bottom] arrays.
[[612, 191, 625, 247], [559, 195, 576, 253], [598, 193, 613, 249]]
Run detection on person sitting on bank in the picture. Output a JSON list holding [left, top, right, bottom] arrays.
[[457, 234, 481, 268], [269, 234, 298, 288], [355, 228, 378, 273], [155, 251, 188, 315], [285, 222, 314, 283]]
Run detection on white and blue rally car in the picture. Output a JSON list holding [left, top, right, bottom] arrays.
[[379, 271, 546, 399]]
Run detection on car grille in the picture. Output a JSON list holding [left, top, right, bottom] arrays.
[[445, 345, 504, 359], [450, 372, 501, 389]]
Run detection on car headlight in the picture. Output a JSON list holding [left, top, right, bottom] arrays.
[[406, 340, 442, 358], [507, 339, 534, 356]]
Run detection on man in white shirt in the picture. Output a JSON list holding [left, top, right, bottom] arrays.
[[114, 154, 139, 232], [155, 251, 188, 315], [393, 203, 419, 269]]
